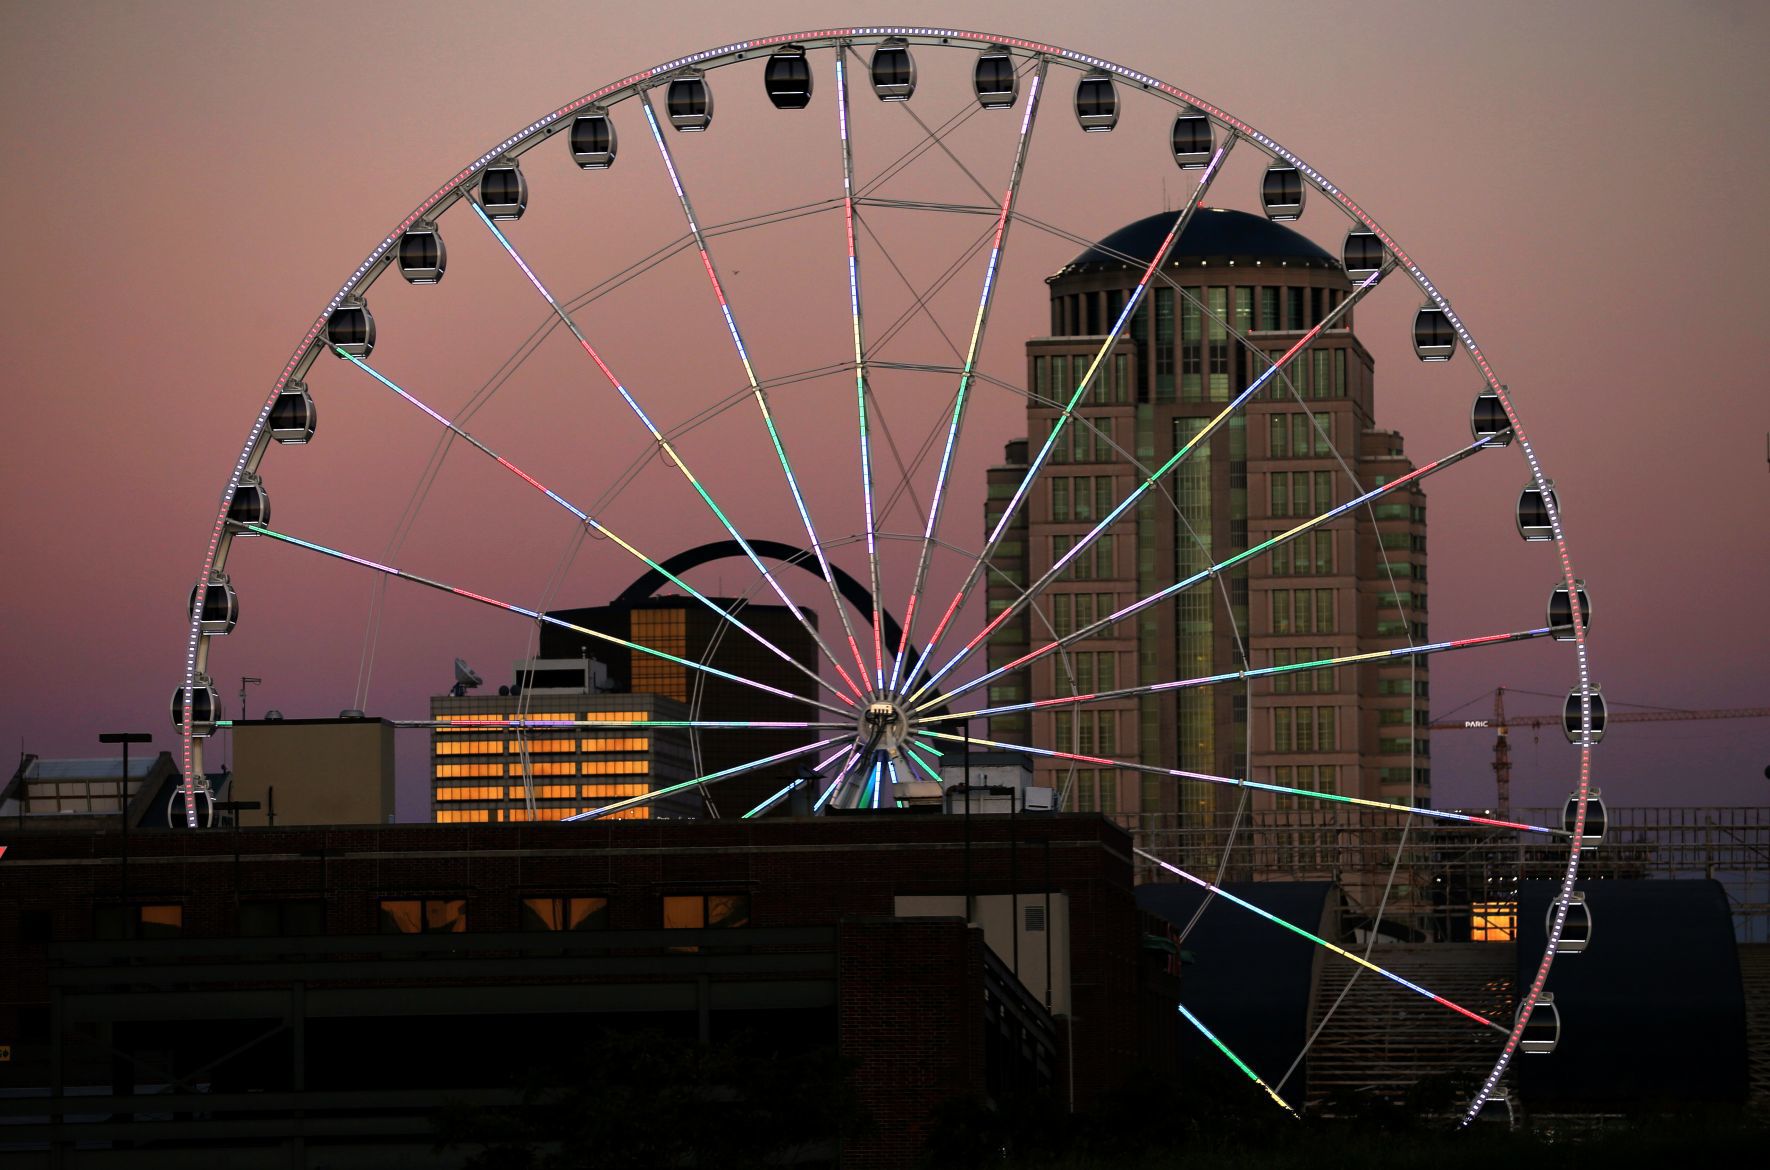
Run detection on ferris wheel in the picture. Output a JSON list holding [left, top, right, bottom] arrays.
[[177, 27, 1601, 1124]]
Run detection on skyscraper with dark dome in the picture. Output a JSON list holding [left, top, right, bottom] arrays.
[[985, 207, 1428, 840]]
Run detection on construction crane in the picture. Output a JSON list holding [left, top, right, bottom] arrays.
[[1428, 687, 1770, 814]]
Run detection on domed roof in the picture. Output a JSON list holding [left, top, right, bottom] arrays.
[[1056, 207, 1339, 278]]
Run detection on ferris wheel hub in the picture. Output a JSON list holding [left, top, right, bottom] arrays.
[[859, 695, 914, 757]]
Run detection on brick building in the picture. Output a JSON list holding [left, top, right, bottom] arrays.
[[0, 814, 1176, 1168]]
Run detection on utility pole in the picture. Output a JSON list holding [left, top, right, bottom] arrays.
[[1493, 687, 1511, 815], [98, 732, 151, 912]]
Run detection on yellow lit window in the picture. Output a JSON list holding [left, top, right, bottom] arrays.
[[437, 739, 508, 756], [437, 785, 504, 801], [582, 783, 648, 798], [435, 809, 491, 823], [521, 896, 609, 931], [521, 712, 576, 723], [582, 760, 648, 776], [379, 899, 466, 934], [1471, 901, 1517, 942], [515, 761, 578, 777], [435, 763, 505, 778], [438, 715, 507, 732], [582, 735, 651, 752], [511, 738, 578, 754], [663, 893, 750, 930], [508, 784, 578, 800], [630, 611, 689, 701], [601, 807, 651, 820]]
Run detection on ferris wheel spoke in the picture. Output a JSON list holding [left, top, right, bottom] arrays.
[[333, 349, 862, 711], [911, 257, 1384, 703], [467, 199, 868, 703], [920, 428, 1491, 713], [387, 717, 851, 732], [638, 88, 877, 694], [565, 734, 848, 822], [1132, 847, 1508, 1033], [890, 60, 1049, 696], [835, 49, 888, 689], [913, 727, 1563, 835], [743, 741, 856, 818], [1178, 1003, 1299, 1117], [906, 135, 1239, 694], [238, 521, 855, 719], [927, 625, 1555, 726]]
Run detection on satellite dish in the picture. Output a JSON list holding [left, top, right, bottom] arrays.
[[449, 658, 485, 697]]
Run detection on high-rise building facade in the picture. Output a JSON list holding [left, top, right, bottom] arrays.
[[539, 596, 820, 817], [985, 208, 1428, 832], [430, 672, 697, 822]]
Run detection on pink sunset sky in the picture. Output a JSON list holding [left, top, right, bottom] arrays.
[[1, 0, 1765, 819]]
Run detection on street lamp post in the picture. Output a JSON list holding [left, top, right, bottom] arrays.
[[98, 732, 152, 909]]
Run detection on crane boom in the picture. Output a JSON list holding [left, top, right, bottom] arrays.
[[1426, 689, 1768, 814]]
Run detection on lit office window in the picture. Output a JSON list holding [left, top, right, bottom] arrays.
[[378, 899, 466, 934], [521, 896, 609, 932], [1471, 902, 1518, 942], [663, 893, 751, 931]]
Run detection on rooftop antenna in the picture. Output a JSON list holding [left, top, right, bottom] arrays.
[[450, 658, 484, 698]]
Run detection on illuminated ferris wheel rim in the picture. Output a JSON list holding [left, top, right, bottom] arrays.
[[179, 26, 1596, 1125]]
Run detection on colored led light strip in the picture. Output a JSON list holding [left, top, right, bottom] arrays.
[[914, 263, 1381, 702], [921, 433, 1489, 713], [814, 746, 859, 812], [1137, 849, 1507, 1033], [1178, 1004, 1297, 1116], [890, 64, 1046, 696], [639, 93, 877, 695], [906, 138, 1234, 700], [900, 739, 943, 785], [835, 52, 887, 689], [930, 627, 1555, 726], [253, 718, 848, 731], [915, 728, 1560, 836], [241, 522, 838, 714], [568, 735, 846, 820], [336, 350, 858, 711], [742, 777, 805, 819], [469, 200, 867, 704]]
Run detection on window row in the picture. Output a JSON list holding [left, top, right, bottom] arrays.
[[435, 805, 652, 823], [1063, 768, 1121, 814], [1052, 709, 1119, 756], [1268, 646, 1339, 694], [1272, 706, 1339, 754], [78, 893, 753, 941], [1050, 474, 1119, 523], [437, 782, 651, 802], [1267, 412, 1335, 459], [436, 735, 653, 756], [1266, 532, 1336, 577], [435, 760, 651, 778], [1047, 591, 1118, 638], [1270, 470, 1337, 519], [1254, 347, 1349, 402], [1050, 534, 1118, 580], [1270, 588, 1338, 635], [1267, 763, 1341, 806], [1044, 414, 1119, 464], [1055, 650, 1119, 696], [1033, 352, 1132, 406]]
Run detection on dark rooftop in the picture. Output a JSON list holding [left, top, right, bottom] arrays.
[[1056, 207, 1340, 277]]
